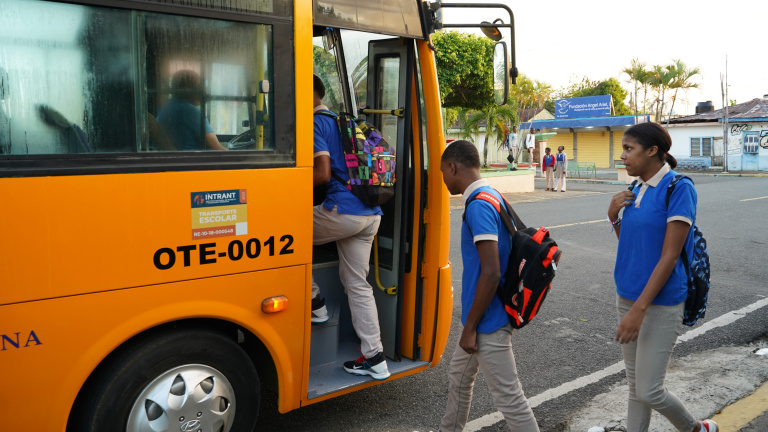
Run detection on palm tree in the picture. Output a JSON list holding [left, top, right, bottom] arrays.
[[622, 59, 647, 117], [648, 64, 676, 122], [667, 59, 701, 120], [460, 104, 518, 167]]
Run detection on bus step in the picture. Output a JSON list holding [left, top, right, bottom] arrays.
[[309, 301, 340, 367]]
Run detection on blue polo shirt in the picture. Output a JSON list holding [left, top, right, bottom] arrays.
[[614, 167, 697, 305], [313, 106, 382, 216], [461, 180, 512, 334], [157, 98, 214, 151]]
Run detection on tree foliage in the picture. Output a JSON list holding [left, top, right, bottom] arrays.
[[433, 31, 496, 110], [460, 104, 518, 167], [621, 58, 701, 121]]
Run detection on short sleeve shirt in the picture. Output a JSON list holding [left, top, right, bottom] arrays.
[[614, 167, 697, 305], [313, 106, 382, 216], [461, 180, 512, 334], [157, 98, 214, 151]]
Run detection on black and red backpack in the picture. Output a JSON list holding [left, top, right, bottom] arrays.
[[463, 190, 562, 329]]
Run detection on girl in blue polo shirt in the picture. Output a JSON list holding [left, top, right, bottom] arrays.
[[607, 122, 717, 432]]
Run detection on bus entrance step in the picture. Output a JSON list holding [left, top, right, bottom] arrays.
[[309, 301, 340, 367]]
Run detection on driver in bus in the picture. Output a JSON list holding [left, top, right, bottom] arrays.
[[157, 69, 228, 151], [310, 74, 390, 381]]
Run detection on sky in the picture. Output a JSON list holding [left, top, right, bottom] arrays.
[[440, 0, 768, 116]]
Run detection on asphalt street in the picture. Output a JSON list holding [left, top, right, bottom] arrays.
[[256, 173, 768, 432]]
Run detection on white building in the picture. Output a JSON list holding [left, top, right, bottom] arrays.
[[666, 98, 768, 171]]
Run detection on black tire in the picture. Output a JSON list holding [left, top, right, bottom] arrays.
[[69, 327, 259, 432]]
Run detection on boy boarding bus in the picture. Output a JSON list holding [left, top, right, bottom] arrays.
[[0, 0, 515, 430]]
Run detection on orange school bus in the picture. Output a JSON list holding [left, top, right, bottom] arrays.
[[0, 0, 515, 430]]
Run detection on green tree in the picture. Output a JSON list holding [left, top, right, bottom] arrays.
[[433, 31, 496, 110], [460, 104, 518, 167], [622, 59, 647, 116], [667, 59, 701, 119], [648, 64, 676, 122]]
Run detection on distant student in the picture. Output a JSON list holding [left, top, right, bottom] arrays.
[[542, 147, 555, 191], [438, 140, 540, 432], [506, 125, 518, 171], [524, 129, 536, 170], [555, 146, 567, 192], [607, 122, 717, 432]]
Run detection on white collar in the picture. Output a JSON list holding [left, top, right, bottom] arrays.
[[462, 179, 490, 206], [639, 163, 670, 187]]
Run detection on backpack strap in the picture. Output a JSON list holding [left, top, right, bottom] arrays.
[[462, 188, 526, 238], [314, 109, 356, 188], [664, 174, 695, 279], [314, 108, 337, 118]]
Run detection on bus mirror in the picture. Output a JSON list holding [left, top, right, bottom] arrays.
[[322, 28, 335, 51], [493, 41, 509, 106]]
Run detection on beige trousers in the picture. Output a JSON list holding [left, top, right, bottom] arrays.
[[312, 205, 383, 358], [617, 296, 698, 432], [439, 323, 540, 432], [545, 166, 554, 189]]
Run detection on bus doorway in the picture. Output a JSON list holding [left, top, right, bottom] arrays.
[[309, 28, 424, 399]]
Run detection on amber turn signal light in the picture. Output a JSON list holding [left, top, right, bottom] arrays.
[[262, 295, 288, 314]]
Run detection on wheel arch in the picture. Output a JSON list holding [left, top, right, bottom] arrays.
[[66, 318, 279, 431]]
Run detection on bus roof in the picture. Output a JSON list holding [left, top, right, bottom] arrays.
[[313, 0, 425, 39]]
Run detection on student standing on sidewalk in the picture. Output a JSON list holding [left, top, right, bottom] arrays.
[[608, 122, 717, 432], [542, 147, 555, 191], [506, 125, 518, 171], [554, 146, 567, 192], [438, 140, 540, 432], [524, 129, 536, 170]]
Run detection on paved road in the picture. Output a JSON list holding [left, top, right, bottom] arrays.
[[256, 174, 768, 431]]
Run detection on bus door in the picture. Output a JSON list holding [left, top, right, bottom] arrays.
[[360, 38, 412, 362]]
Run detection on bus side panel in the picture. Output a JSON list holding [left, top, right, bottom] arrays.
[[0, 266, 306, 431], [0, 168, 312, 305], [416, 39, 451, 362]]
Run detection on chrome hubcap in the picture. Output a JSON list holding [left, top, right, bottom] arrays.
[[127, 364, 235, 432]]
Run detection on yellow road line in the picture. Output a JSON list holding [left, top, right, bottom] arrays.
[[711, 380, 768, 431], [741, 196, 768, 202]]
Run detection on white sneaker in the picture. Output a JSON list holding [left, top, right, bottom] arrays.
[[700, 419, 718, 432], [343, 352, 390, 380], [311, 296, 329, 324]]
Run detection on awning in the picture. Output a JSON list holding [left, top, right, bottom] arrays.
[[521, 115, 650, 131]]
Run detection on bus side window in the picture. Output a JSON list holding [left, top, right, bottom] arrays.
[[0, 1, 136, 155], [312, 34, 345, 115], [0, 1, 276, 156], [145, 15, 274, 152]]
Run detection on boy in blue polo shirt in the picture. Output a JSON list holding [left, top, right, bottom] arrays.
[[311, 75, 388, 380], [438, 140, 539, 432]]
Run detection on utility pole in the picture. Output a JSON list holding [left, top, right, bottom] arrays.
[[721, 56, 729, 173]]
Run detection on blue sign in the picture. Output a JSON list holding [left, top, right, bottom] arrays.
[[555, 95, 612, 119]]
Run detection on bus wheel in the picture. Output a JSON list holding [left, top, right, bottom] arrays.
[[70, 328, 259, 432]]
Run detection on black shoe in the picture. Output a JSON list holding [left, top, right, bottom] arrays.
[[343, 352, 390, 380], [311, 296, 329, 324]]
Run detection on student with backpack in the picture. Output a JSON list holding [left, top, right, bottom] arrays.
[[438, 140, 540, 432], [607, 122, 717, 432], [311, 75, 389, 380]]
